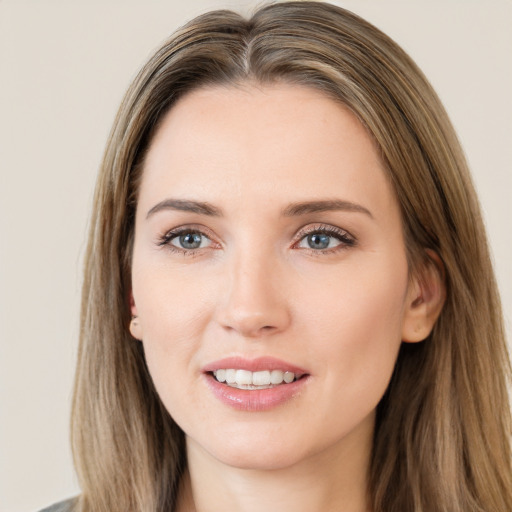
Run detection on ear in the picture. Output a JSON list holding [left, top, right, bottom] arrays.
[[129, 291, 143, 341], [401, 250, 446, 343]]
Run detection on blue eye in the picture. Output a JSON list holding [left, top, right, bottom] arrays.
[[306, 233, 331, 249], [176, 232, 202, 249], [166, 230, 212, 250], [296, 226, 355, 251]]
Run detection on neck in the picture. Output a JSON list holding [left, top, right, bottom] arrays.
[[176, 414, 374, 512]]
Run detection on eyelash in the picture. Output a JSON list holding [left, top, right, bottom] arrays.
[[157, 223, 356, 256], [294, 224, 357, 254], [157, 225, 216, 256]]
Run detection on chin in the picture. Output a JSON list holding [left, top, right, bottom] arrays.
[[214, 445, 306, 471], [190, 425, 324, 472]]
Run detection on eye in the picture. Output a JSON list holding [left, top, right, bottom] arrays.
[[302, 232, 335, 250], [295, 225, 356, 252], [172, 231, 211, 250], [159, 228, 213, 252]]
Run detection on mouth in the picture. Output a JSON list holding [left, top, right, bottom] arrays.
[[202, 357, 310, 411], [210, 368, 305, 390]]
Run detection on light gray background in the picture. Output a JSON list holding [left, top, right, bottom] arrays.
[[1, 1, 511, 511]]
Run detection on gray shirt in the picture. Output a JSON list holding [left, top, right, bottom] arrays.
[[38, 498, 76, 512]]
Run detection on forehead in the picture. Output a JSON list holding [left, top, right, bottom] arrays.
[[139, 83, 397, 218]]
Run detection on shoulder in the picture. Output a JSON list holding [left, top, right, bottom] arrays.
[[38, 497, 77, 512]]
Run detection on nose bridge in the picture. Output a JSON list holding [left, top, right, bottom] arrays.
[[217, 241, 290, 337]]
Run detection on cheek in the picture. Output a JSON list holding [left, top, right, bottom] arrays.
[[133, 250, 214, 329], [297, 258, 407, 391], [137, 289, 209, 424], [131, 258, 214, 385]]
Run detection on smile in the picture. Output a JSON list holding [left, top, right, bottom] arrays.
[[203, 357, 310, 411], [212, 369, 299, 389]]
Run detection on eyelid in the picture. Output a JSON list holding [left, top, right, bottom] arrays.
[[156, 222, 356, 255], [293, 223, 357, 251], [158, 224, 221, 253]]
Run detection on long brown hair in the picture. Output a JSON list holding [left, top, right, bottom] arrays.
[[71, 2, 512, 511]]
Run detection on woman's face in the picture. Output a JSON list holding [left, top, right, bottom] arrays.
[[130, 84, 421, 471]]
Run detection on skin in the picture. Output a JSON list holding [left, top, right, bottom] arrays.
[[130, 83, 443, 512]]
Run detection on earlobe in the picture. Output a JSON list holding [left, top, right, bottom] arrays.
[[401, 250, 446, 343], [130, 315, 143, 340], [129, 292, 143, 341]]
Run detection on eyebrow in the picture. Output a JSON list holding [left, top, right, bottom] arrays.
[[146, 198, 373, 219], [146, 199, 222, 218], [282, 199, 373, 218]]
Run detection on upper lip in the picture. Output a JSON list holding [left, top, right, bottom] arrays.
[[202, 356, 308, 376]]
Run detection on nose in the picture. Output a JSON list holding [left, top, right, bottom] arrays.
[[216, 250, 291, 338]]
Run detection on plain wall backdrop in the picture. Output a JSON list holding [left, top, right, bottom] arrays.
[[1, 1, 511, 510]]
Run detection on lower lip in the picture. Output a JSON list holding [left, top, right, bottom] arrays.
[[204, 373, 309, 411]]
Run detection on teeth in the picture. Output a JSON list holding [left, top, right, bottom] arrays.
[[270, 370, 283, 384], [215, 369, 226, 382], [225, 369, 236, 384], [283, 371, 295, 383], [212, 369, 298, 389], [236, 369, 253, 385], [253, 370, 271, 386]]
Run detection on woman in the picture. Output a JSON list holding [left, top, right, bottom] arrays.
[[41, 1, 512, 511]]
